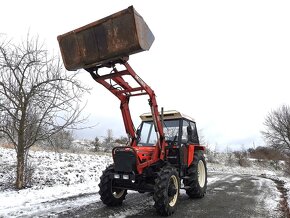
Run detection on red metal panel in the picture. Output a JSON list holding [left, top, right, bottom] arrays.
[[187, 145, 195, 166], [188, 144, 206, 166]]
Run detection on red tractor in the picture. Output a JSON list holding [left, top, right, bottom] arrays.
[[58, 6, 207, 216]]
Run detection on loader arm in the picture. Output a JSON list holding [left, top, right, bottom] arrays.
[[85, 61, 166, 171], [58, 5, 166, 173]]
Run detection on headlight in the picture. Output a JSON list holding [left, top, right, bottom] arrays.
[[114, 174, 120, 179], [123, 174, 129, 180]]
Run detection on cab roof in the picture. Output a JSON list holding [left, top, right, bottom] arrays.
[[140, 110, 195, 122]]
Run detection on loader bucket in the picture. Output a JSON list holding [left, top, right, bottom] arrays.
[[57, 6, 155, 71]]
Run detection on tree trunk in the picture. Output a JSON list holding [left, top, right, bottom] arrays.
[[16, 147, 25, 189], [16, 114, 26, 189]]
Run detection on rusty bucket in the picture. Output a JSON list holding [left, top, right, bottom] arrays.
[[57, 6, 155, 71]]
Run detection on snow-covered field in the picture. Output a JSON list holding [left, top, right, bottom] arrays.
[[0, 147, 112, 217], [0, 146, 289, 217]]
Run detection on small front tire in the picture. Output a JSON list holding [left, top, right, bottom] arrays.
[[98, 165, 127, 206]]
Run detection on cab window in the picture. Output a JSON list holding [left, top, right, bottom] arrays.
[[182, 120, 199, 144]]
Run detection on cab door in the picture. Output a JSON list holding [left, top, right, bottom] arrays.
[[181, 119, 200, 166]]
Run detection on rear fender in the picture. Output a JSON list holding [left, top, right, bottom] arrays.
[[187, 144, 205, 166]]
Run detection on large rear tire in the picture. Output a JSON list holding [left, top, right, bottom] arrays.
[[98, 165, 127, 206], [184, 151, 207, 198], [153, 166, 180, 216]]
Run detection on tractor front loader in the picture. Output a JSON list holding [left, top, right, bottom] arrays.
[[57, 6, 207, 216]]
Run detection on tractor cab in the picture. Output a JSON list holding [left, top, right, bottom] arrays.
[[138, 110, 199, 147], [133, 110, 201, 167]]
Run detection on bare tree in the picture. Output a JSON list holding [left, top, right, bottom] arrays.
[[0, 34, 89, 189], [262, 105, 290, 152]]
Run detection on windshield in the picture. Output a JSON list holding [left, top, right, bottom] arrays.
[[138, 120, 180, 146]]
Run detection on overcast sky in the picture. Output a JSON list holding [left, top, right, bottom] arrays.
[[1, 0, 290, 151]]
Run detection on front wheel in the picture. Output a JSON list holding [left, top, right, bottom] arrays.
[[153, 166, 180, 216], [98, 165, 127, 206], [184, 151, 207, 198]]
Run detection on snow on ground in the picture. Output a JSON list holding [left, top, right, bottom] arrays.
[[0, 146, 112, 217], [0, 146, 112, 188], [208, 160, 290, 217], [208, 162, 277, 177], [0, 184, 100, 217], [0, 146, 290, 217], [252, 176, 281, 214]]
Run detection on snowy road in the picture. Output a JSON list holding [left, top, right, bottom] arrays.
[[52, 173, 283, 218]]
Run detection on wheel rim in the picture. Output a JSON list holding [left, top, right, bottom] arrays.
[[198, 160, 206, 188], [168, 175, 178, 207], [112, 188, 125, 199]]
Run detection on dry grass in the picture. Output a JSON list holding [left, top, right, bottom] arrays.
[[0, 143, 14, 149]]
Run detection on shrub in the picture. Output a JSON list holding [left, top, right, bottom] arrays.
[[114, 136, 128, 145], [234, 151, 251, 167]]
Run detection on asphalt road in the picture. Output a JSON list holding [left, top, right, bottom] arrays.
[[56, 173, 284, 218]]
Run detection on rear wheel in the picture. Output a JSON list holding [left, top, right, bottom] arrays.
[[184, 151, 207, 198], [98, 165, 127, 206], [153, 166, 180, 216]]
